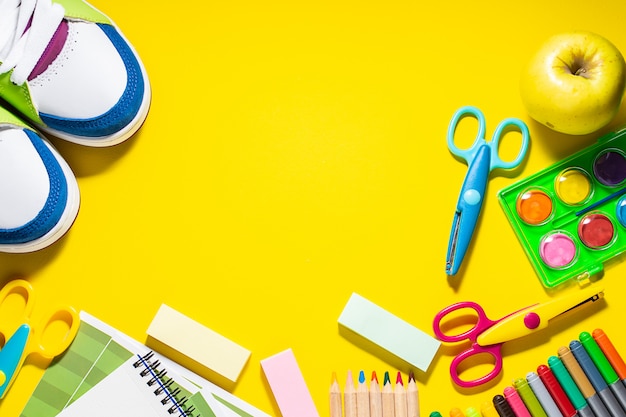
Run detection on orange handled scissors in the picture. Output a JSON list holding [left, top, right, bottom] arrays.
[[0, 279, 79, 398]]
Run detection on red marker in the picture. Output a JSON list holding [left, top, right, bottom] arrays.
[[537, 364, 577, 417]]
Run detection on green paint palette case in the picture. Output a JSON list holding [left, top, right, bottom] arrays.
[[498, 127, 626, 289]]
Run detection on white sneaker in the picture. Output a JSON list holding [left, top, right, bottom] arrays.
[[0, 0, 151, 147], [0, 107, 79, 253]]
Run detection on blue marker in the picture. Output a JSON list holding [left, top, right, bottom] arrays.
[[571, 340, 626, 417]]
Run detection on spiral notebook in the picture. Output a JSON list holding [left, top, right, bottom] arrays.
[[20, 312, 271, 417], [55, 352, 202, 417]]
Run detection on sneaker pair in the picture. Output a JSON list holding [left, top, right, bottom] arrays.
[[0, 0, 151, 253]]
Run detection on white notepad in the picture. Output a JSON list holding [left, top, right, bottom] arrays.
[[56, 353, 202, 417]]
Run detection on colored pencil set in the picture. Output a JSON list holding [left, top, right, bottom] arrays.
[[330, 370, 419, 417], [431, 329, 626, 417]]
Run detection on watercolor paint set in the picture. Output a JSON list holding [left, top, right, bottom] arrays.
[[498, 127, 626, 289]]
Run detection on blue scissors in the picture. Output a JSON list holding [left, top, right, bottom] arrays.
[[445, 105, 530, 276], [0, 279, 79, 398]]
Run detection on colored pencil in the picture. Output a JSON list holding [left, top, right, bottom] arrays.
[[382, 372, 395, 417], [394, 372, 408, 417], [345, 370, 358, 417], [407, 371, 419, 417], [370, 371, 383, 417], [357, 370, 371, 417], [331, 372, 343, 417]]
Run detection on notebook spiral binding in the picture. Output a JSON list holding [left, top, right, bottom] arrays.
[[133, 351, 200, 417]]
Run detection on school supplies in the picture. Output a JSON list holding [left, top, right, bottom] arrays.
[[580, 331, 626, 412], [338, 293, 441, 372], [431, 328, 626, 417], [432, 285, 604, 388], [260, 348, 319, 417], [0, 279, 79, 399], [445, 105, 530, 276], [20, 311, 271, 417], [498, 127, 626, 288], [331, 371, 418, 417], [54, 352, 204, 417]]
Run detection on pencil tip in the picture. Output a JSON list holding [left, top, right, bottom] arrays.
[[371, 371, 378, 383], [331, 371, 337, 383], [359, 370, 365, 383], [409, 370, 415, 382], [384, 371, 391, 385], [396, 371, 403, 385]]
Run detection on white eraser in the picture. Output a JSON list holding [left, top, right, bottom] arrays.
[[147, 304, 251, 384], [338, 293, 440, 372]]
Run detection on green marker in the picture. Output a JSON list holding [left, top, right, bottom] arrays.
[[430, 411, 443, 417], [513, 377, 547, 417], [580, 331, 626, 412], [548, 355, 595, 417], [465, 406, 481, 417]]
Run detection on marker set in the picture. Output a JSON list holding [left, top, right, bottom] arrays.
[[430, 329, 626, 417], [498, 128, 626, 288]]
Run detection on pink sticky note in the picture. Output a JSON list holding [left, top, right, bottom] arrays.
[[261, 348, 319, 417]]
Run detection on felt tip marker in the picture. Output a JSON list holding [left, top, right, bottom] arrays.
[[581, 331, 626, 413], [504, 386, 532, 417], [481, 401, 500, 417], [526, 371, 564, 417], [559, 345, 611, 417], [548, 355, 596, 417], [571, 340, 626, 417], [465, 407, 481, 417], [513, 377, 547, 417], [592, 329, 626, 382], [450, 408, 465, 417], [537, 364, 577, 417], [493, 394, 516, 417]]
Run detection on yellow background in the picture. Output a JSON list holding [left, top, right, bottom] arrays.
[[2, 0, 626, 416]]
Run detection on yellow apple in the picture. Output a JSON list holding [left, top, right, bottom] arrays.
[[520, 31, 626, 135]]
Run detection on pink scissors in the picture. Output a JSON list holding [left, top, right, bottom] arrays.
[[432, 285, 604, 388]]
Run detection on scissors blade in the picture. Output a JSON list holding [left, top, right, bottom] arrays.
[[446, 144, 491, 275], [0, 324, 30, 399], [477, 285, 604, 347]]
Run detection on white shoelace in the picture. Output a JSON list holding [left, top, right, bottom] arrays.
[[0, 0, 64, 85]]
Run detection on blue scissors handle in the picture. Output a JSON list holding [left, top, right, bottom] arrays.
[[445, 106, 529, 275], [447, 105, 530, 171]]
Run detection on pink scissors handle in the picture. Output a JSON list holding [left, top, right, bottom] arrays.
[[449, 343, 504, 388], [432, 301, 498, 342], [433, 301, 504, 388]]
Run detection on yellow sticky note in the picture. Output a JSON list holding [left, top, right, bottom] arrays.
[[146, 304, 251, 385]]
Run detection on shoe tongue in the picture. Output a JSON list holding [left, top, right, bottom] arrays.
[[28, 20, 68, 81]]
